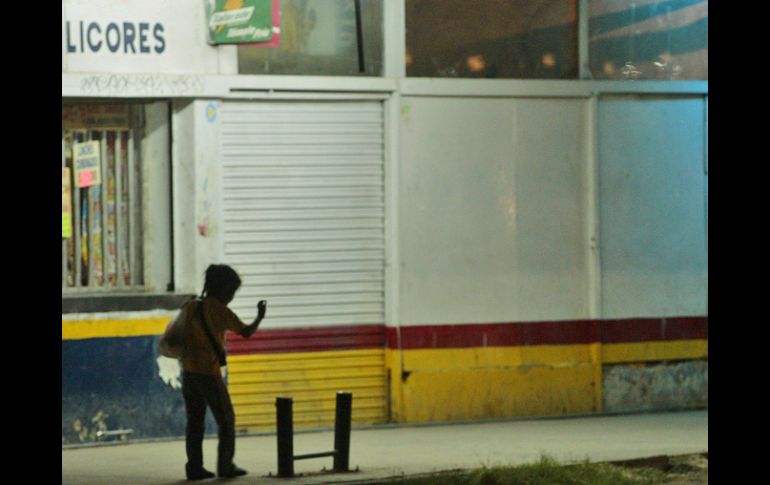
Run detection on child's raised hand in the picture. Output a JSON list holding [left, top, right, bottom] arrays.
[[257, 300, 267, 319]]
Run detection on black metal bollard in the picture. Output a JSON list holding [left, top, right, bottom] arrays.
[[275, 393, 353, 477], [333, 392, 352, 472], [276, 397, 294, 478]]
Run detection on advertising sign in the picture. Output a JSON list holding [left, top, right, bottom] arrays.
[[73, 141, 102, 188], [206, 0, 275, 45]]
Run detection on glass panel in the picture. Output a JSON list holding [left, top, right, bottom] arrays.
[[406, 0, 578, 79], [238, 0, 383, 76], [589, 0, 708, 80]]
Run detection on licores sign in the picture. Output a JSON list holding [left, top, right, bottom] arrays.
[[62, 0, 216, 74], [65, 20, 166, 55]]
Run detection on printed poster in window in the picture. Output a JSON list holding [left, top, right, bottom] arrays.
[[206, 0, 278, 45], [73, 141, 101, 188], [62, 168, 72, 239], [90, 180, 104, 286], [105, 133, 118, 286]]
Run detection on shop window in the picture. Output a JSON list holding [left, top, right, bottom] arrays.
[[62, 104, 144, 291], [406, 0, 578, 79], [237, 0, 383, 76], [589, 0, 708, 80]]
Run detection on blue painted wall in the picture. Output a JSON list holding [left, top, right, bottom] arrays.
[[62, 336, 216, 444]]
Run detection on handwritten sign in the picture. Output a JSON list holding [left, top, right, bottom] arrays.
[[73, 141, 102, 188], [62, 168, 73, 238]]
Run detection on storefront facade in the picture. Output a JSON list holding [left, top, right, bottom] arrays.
[[62, 0, 708, 445]]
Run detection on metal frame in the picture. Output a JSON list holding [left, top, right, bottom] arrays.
[[62, 133, 68, 287], [100, 130, 109, 286], [578, 0, 591, 80], [115, 130, 124, 288], [86, 130, 95, 288], [72, 133, 81, 288], [128, 126, 137, 286], [62, 72, 707, 100], [61, 108, 144, 293]]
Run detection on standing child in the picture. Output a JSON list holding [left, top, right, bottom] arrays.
[[181, 264, 267, 480]]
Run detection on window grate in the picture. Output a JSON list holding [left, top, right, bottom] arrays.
[[62, 104, 143, 291]]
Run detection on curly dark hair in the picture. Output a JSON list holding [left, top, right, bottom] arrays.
[[201, 264, 242, 300]]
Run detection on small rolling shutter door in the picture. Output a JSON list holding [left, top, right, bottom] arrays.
[[221, 101, 385, 325], [220, 101, 387, 430]]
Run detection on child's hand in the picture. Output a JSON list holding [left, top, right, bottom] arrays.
[[257, 300, 267, 319]]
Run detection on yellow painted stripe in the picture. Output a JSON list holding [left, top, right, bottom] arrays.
[[603, 339, 708, 363], [402, 361, 596, 422], [385, 345, 600, 423], [589, 342, 603, 413], [384, 339, 708, 423], [62, 318, 171, 340], [228, 348, 387, 433]]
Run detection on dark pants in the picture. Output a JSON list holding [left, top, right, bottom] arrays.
[[182, 371, 236, 474]]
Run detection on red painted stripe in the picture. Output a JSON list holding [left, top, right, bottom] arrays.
[[387, 317, 707, 350], [387, 321, 595, 350], [226, 324, 386, 355], [600, 317, 708, 343], [224, 317, 707, 355]]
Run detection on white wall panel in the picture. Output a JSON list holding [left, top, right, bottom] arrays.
[[598, 95, 707, 318], [399, 97, 590, 325], [141, 102, 172, 292], [173, 100, 224, 295], [171, 101, 198, 294]]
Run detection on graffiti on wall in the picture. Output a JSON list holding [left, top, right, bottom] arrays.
[[63, 336, 195, 445], [79, 74, 205, 97]]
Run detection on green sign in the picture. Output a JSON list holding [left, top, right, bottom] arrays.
[[206, 0, 273, 45]]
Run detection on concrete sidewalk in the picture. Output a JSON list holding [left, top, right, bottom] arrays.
[[62, 410, 707, 485]]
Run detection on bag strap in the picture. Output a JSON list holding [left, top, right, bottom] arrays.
[[195, 298, 227, 367]]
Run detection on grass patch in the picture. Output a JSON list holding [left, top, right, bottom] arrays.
[[385, 455, 668, 485]]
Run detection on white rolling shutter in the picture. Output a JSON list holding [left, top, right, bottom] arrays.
[[220, 101, 385, 327]]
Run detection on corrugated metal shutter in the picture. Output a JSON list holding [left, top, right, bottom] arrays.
[[220, 101, 385, 325], [219, 101, 387, 431], [226, 326, 386, 431]]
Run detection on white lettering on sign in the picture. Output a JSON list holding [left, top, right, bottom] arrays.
[[209, 7, 255, 29], [227, 26, 271, 39]]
